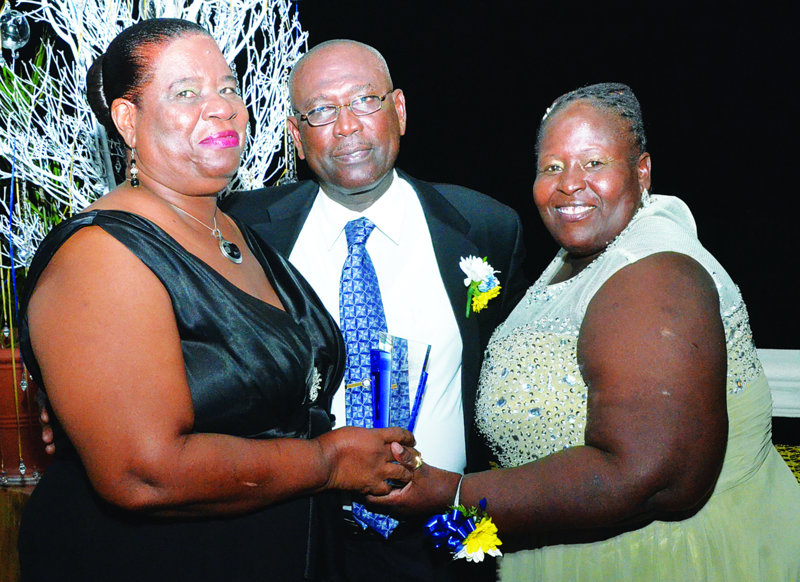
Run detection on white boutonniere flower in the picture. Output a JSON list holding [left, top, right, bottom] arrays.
[[459, 256, 501, 318]]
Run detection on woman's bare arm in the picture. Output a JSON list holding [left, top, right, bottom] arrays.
[[372, 252, 728, 535], [28, 226, 413, 516]]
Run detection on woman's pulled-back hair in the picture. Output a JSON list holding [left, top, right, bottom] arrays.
[[537, 82, 647, 160], [86, 18, 211, 144]]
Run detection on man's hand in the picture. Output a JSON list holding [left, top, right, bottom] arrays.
[[365, 443, 462, 516]]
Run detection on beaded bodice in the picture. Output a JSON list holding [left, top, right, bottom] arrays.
[[475, 195, 765, 469]]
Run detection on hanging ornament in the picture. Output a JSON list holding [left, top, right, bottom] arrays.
[[0, 9, 31, 54]]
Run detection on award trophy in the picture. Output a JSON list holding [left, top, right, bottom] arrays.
[[370, 334, 393, 428], [370, 332, 431, 431]]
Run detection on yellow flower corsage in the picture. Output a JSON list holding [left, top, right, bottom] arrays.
[[425, 498, 503, 563]]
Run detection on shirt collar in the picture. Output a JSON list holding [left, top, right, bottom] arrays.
[[314, 169, 410, 249]]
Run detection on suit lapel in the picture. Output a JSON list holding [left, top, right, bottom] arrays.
[[246, 180, 318, 256], [399, 171, 480, 332], [399, 171, 484, 430]]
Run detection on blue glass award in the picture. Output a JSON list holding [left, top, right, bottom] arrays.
[[370, 333, 393, 428]]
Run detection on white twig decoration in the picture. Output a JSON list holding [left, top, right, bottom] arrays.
[[1, 0, 307, 268]]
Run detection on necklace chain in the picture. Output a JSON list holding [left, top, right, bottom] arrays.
[[169, 202, 218, 233], [168, 202, 243, 264]]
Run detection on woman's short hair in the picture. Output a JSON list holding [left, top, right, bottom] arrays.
[[86, 18, 211, 144], [537, 82, 647, 160]]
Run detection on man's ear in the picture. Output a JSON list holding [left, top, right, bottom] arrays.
[[392, 89, 407, 136], [286, 116, 306, 159], [110, 98, 138, 148]]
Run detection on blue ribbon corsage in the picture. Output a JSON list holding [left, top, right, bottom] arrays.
[[425, 498, 503, 562]]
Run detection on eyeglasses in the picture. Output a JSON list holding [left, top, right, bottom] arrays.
[[297, 90, 394, 127]]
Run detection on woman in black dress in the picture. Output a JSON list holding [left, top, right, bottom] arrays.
[[18, 19, 414, 581]]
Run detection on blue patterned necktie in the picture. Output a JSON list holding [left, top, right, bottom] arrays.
[[339, 217, 401, 538]]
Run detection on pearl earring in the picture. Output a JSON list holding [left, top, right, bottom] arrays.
[[129, 148, 140, 188]]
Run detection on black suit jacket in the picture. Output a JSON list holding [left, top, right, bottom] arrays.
[[222, 169, 528, 470]]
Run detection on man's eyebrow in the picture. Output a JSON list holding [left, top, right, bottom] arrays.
[[305, 84, 375, 107]]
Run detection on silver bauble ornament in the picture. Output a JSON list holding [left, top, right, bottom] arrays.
[[0, 9, 31, 52]]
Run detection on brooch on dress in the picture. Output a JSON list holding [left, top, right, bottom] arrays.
[[308, 367, 321, 402]]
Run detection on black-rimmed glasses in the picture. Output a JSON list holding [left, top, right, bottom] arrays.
[[297, 90, 394, 127]]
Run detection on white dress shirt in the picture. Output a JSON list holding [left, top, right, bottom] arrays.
[[288, 171, 466, 473]]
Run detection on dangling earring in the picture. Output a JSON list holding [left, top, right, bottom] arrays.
[[641, 187, 650, 205], [129, 148, 140, 188]]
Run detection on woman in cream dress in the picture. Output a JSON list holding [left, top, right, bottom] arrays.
[[373, 83, 800, 581]]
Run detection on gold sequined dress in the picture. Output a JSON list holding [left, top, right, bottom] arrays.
[[475, 195, 800, 581]]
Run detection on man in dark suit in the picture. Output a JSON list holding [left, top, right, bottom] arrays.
[[222, 39, 527, 582]]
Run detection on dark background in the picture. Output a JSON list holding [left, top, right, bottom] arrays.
[[8, 1, 795, 347], [295, 0, 796, 348]]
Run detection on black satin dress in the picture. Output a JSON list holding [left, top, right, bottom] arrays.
[[17, 210, 346, 581]]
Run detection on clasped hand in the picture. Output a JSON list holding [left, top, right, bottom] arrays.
[[317, 426, 420, 496], [364, 442, 463, 517]]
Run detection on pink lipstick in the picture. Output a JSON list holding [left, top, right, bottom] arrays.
[[200, 131, 239, 148]]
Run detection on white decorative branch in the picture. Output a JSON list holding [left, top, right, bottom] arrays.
[[1, 0, 307, 269]]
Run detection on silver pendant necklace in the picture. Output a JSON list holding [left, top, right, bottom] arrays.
[[168, 202, 243, 264]]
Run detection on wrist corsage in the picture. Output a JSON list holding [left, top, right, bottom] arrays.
[[459, 256, 501, 318], [425, 498, 503, 563]]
